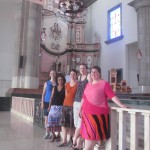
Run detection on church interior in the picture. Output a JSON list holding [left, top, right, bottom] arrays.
[[0, 0, 150, 150]]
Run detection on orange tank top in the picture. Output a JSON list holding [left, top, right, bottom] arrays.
[[63, 82, 77, 106]]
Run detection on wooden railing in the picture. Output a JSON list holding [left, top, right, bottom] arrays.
[[110, 107, 150, 150], [11, 96, 35, 122]]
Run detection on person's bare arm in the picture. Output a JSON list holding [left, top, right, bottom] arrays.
[[41, 82, 47, 109], [111, 96, 127, 108], [79, 98, 84, 118], [87, 73, 92, 83]]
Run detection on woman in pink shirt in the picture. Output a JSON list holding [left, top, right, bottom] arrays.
[[79, 66, 127, 150]]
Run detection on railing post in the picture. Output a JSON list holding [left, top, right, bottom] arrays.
[[110, 109, 118, 150], [142, 112, 150, 150], [128, 111, 138, 150], [111, 107, 150, 150], [117, 109, 126, 150]]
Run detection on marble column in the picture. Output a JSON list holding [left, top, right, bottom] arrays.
[[129, 0, 150, 93], [12, 0, 42, 88]]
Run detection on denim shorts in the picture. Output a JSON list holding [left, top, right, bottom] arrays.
[[43, 102, 49, 116], [44, 108, 49, 116]]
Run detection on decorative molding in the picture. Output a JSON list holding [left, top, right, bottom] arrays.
[[41, 43, 99, 56], [128, 0, 150, 11]]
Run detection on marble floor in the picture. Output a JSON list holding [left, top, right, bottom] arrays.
[[0, 111, 72, 150]]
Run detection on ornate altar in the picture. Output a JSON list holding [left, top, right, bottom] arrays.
[[110, 68, 132, 93], [110, 68, 117, 91], [39, 0, 100, 88]]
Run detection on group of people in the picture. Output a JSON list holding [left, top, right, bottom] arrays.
[[41, 64, 127, 150]]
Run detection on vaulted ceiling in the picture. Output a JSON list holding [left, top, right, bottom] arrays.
[[82, 0, 97, 8], [58, 0, 97, 8]]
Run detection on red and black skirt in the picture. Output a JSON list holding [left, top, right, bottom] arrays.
[[80, 111, 110, 141]]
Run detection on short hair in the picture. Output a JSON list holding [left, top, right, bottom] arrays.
[[70, 69, 78, 75], [79, 63, 88, 69], [56, 74, 66, 85], [91, 66, 101, 74]]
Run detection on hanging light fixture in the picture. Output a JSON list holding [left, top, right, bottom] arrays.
[[59, 0, 85, 14]]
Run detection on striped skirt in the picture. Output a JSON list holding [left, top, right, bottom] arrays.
[[80, 111, 110, 141], [47, 105, 63, 132]]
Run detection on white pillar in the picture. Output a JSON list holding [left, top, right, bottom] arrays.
[[129, 0, 150, 93], [12, 0, 42, 88]]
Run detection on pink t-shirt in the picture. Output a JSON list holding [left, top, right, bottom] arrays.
[[82, 80, 115, 114]]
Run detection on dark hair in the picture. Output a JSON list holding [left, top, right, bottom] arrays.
[[56, 74, 66, 85], [79, 63, 88, 69], [70, 69, 78, 75], [91, 66, 101, 74]]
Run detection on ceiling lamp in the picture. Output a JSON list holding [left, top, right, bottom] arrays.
[[59, 0, 85, 14]]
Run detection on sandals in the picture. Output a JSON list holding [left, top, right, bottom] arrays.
[[71, 147, 83, 150], [70, 137, 77, 147], [57, 142, 68, 147], [50, 136, 57, 142], [70, 137, 73, 145], [55, 135, 61, 142]]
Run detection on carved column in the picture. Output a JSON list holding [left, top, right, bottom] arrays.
[[12, 0, 42, 88], [129, 0, 150, 93]]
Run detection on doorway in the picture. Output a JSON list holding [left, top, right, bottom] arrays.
[[126, 42, 138, 93], [116, 68, 123, 83]]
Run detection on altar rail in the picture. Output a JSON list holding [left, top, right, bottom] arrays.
[[111, 107, 150, 150], [11, 96, 35, 122], [11, 96, 150, 150]]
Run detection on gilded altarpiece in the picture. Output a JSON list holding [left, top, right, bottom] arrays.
[[39, 4, 100, 88]]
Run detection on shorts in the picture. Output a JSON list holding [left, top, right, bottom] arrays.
[[43, 102, 49, 116], [73, 101, 82, 128]]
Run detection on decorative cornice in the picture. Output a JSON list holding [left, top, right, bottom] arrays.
[[41, 44, 99, 56], [128, 0, 150, 11]]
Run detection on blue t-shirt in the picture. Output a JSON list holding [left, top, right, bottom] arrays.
[[44, 80, 56, 103]]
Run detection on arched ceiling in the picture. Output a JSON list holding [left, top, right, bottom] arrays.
[[82, 0, 97, 8], [58, 0, 97, 8]]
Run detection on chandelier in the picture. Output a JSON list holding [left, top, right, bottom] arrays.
[[59, 0, 85, 14], [59, 0, 86, 19], [42, 0, 87, 23]]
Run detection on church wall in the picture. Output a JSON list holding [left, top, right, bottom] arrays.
[[85, 0, 138, 83], [0, 0, 19, 96]]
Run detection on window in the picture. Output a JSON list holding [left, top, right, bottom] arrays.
[[105, 4, 123, 44]]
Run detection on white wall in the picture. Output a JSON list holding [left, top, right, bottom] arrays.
[[85, 0, 138, 84], [0, 0, 19, 96]]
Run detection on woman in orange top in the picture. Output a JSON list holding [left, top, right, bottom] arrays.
[[58, 69, 78, 147]]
